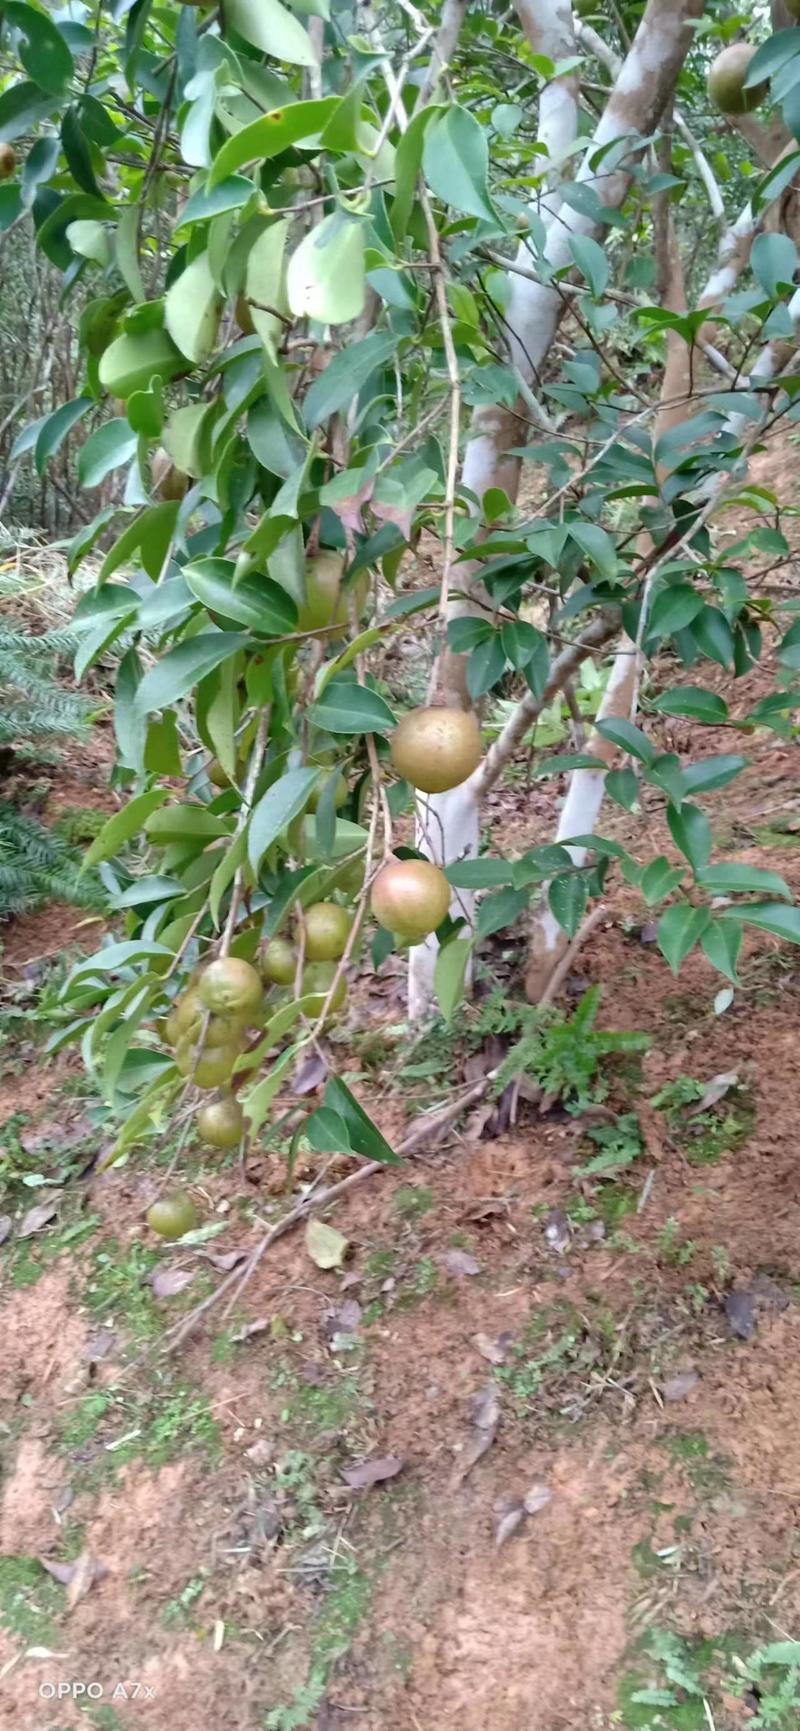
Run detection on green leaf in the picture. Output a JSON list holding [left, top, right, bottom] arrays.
[[651, 685, 728, 724], [701, 918, 742, 986], [114, 647, 146, 771], [83, 790, 168, 868], [248, 767, 320, 869], [61, 107, 105, 198], [71, 939, 174, 981], [77, 420, 137, 489], [667, 802, 711, 872], [33, 397, 92, 475], [135, 633, 248, 714], [595, 717, 653, 764], [209, 830, 248, 927], [114, 201, 145, 302], [682, 755, 747, 795], [423, 105, 495, 220], [569, 234, 609, 298], [656, 903, 710, 973], [242, 1043, 300, 1136], [146, 805, 231, 843], [391, 105, 439, 240], [165, 251, 221, 364], [548, 873, 588, 938], [476, 885, 530, 938], [305, 1075, 398, 1163], [100, 502, 180, 583], [209, 98, 338, 185], [178, 175, 256, 229], [728, 902, 800, 942], [751, 230, 799, 295], [434, 937, 472, 1024], [569, 519, 617, 578], [696, 863, 792, 899], [309, 680, 396, 736], [225, 0, 314, 65], [445, 857, 514, 889], [649, 585, 703, 636], [535, 753, 606, 777], [640, 856, 685, 905], [605, 767, 639, 810], [287, 210, 365, 325], [305, 331, 397, 427], [4, 2, 73, 94], [184, 558, 298, 633], [467, 634, 506, 699], [0, 79, 57, 143], [691, 605, 735, 669]]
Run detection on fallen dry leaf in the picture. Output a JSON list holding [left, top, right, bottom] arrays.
[[451, 1385, 501, 1486], [724, 1290, 756, 1340], [292, 1050, 328, 1095], [245, 1439, 274, 1467], [444, 1250, 481, 1277], [689, 1071, 738, 1115], [661, 1370, 699, 1403], [306, 1217, 349, 1270], [473, 1331, 512, 1366], [150, 1266, 196, 1300], [231, 1318, 270, 1344], [325, 1299, 362, 1340], [494, 1484, 551, 1548], [18, 1194, 62, 1238], [39, 1551, 107, 1609], [340, 1455, 404, 1490], [197, 1247, 249, 1273], [83, 1328, 116, 1364]]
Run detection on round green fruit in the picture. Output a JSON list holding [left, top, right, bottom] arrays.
[[172, 990, 203, 1039], [261, 936, 297, 986], [302, 961, 348, 1014], [196, 1095, 244, 1149], [147, 1191, 197, 1238], [198, 956, 263, 1018], [390, 706, 482, 795], [306, 769, 348, 814], [302, 902, 353, 962], [371, 858, 451, 944], [707, 43, 766, 115], [175, 1039, 240, 1087], [297, 553, 368, 636]]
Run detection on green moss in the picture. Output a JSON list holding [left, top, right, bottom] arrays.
[[0, 1554, 63, 1645], [392, 1184, 434, 1222]]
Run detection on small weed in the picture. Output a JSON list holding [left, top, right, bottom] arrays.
[[618, 1628, 800, 1731], [392, 1184, 434, 1223], [497, 1300, 625, 1420], [0, 1554, 63, 1645], [651, 1074, 753, 1167], [60, 1378, 220, 1481], [162, 1570, 209, 1628], [657, 1218, 696, 1267], [495, 987, 650, 1112], [84, 1239, 160, 1341], [659, 1429, 730, 1495]]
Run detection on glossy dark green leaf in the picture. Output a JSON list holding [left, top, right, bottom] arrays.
[[0, 79, 57, 142], [696, 862, 792, 899], [135, 633, 248, 714], [77, 419, 137, 489], [682, 755, 747, 795], [656, 903, 710, 974], [476, 885, 530, 939], [445, 857, 514, 889], [651, 685, 728, 723], [309, 680, 396, 736], [423, 105, 495, 220], [595, 717, 653, 764], [304, 331, 397, 428], [305, 1076, 399, 1164], [700, 918, 742, 986], [667, 802, 711, 872], [434, 937, 473, 1023], [548, 873, 588, 938], [184, 557, 298, 633], [33, 397, 92, 474], [5, 2, 73, 93], [248, 767, 321, 869]]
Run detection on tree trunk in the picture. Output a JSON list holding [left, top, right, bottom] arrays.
[[409, 0, 704, 1017]]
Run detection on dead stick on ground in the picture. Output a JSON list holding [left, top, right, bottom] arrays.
[[163, 909, 609, 1352]]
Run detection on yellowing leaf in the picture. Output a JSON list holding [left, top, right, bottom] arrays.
[[165, 252, 221, 364], [287, 212, 365, 326], [305, 1217, 349, 1269]]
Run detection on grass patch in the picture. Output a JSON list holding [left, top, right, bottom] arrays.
[[0, 1554, 63, 1646]]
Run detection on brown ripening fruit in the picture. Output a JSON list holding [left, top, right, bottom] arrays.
[[707, 43, 767, 115], [390, 706, 482, 795], [147, 1191, 198, 1238], [302, 902, 352, 962], [151, 447, 189, 501], [371, 858, 451, 944], [199, 957, 263, 1017], [196, 1095, 244, 1149], [0, 143, 16, 181], [302, 961, 348, 1014], [261, 936, 297, 986]]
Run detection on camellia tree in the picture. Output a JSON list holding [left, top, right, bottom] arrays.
[[3, 0, 800, 1178]]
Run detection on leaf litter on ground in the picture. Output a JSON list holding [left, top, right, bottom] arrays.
[[493, 1484, 552, 1548], [39, 1552, 107, 1609], [340, 1455, 404, 1489], [451, 1384, 501, 1486]]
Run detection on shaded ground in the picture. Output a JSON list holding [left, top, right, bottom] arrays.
[[2, 452, 800, 1729]]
